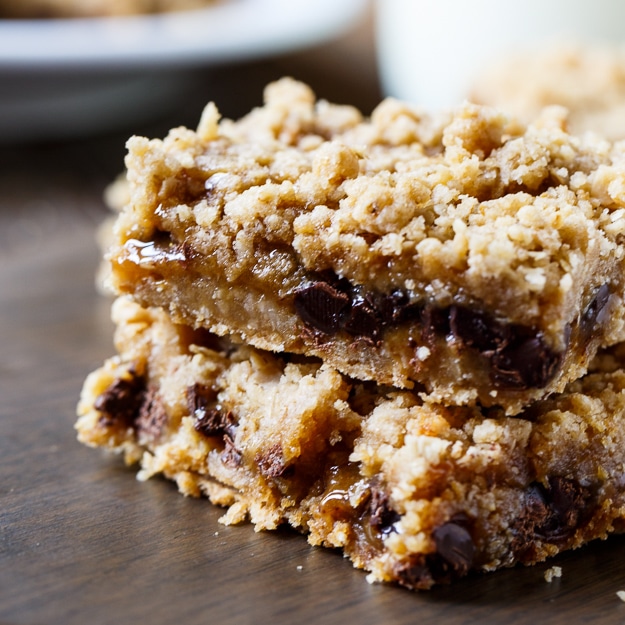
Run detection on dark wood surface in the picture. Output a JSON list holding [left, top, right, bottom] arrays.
[[3, 11, 625, 624]]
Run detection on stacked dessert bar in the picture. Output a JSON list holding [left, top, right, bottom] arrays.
[[77, 78, 625, 589]]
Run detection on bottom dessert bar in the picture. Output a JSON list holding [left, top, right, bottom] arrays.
[[77, 297, 625, 590]]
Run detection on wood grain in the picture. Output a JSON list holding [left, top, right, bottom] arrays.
[[2, 15, 625, 625]]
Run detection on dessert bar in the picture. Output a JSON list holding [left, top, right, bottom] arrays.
[[107, 79, 625, 414], [77, 297, 625, 589]]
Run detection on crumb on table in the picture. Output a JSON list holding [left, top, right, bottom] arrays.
[[544, 566, 562, 583]]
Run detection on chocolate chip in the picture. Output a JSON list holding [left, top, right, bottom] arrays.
[[491, 331, 562, 390], [547, 476, 590, 531], [580, 284, 610, 339], [512, 478, 593, 558], [510, 483, 551, 556], [421, 304, 450, 344], [375, 289, 408, 323], [392, 517, 475, 589], [136, 385, 168, 445], [126, 230, 188, 266], [188, 384, 241, 467], [449, 305, 503, 352], [368, 488, 401, 535], [525, 483, 551, 520], [294, 274, 424, 342], [386, 290, 422, 325], [393, 520, 476, 590], [294, 281, 351, 334], [393, 556, 434, 590], [431, 520, 475, 577], [188, 384, 218, 431], [343, 290, 382, 340], [195, 408, 237, 440], [94, 374, 169, 445], [94, 373, 146, 427], [192, 408, 224, 437], [221, 434, 242, 467], [256, 443, 293, 479], [447, 305, 562, 390]]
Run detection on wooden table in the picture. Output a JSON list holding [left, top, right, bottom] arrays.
[[2, 10, 625, 624]]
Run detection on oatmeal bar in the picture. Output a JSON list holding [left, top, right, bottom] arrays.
[[470, 42, 625, 142], [76, 297, 625, 590], [107, 78, 625, 414]]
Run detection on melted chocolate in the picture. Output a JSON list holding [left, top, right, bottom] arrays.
[[94, 374, 145, 428], [256, 443, 293, 479], [136, 384, 168, 444], [95, 373, 169, 444], [292, 272, 583, 390], [430, 520, 475, 579], [392, 514, 476, 589], [511, 477, 593, 558], [368, 487, 400, 536]]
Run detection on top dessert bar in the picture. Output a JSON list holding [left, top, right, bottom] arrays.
[[107, 78, 625, 414]]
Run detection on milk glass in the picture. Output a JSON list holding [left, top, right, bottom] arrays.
[[376, 0, 625, 110]]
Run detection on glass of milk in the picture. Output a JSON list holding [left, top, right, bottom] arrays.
[[375, 0, 625, 110]]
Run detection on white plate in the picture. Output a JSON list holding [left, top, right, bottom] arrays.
[[0, 0, 368, 141]]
